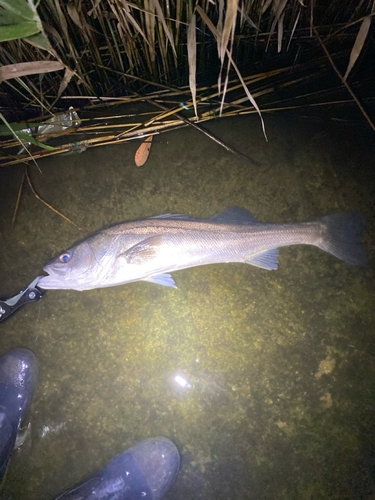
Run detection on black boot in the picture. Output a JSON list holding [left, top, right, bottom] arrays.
[[56, 436, 180, 500], [0, 348, 39, 482]]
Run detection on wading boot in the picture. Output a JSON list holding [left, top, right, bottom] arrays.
[[0, 348, 39, 482], [56, 436, 180, 500]]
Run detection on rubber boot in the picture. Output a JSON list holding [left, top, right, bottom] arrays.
[[56, 436, 180, 500], [0, 348, 39, 482]]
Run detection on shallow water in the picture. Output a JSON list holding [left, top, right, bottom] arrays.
[[0, 110, 374, 499]]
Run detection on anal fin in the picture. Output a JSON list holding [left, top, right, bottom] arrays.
[[245, 248, 279, 270]]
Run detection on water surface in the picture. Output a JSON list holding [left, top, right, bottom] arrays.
[[0, 110, 374, 499]]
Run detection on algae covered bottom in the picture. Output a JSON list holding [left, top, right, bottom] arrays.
[[0, 111, 374, 499]]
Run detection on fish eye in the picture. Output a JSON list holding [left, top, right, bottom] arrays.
[[59, 252, 71, 263]]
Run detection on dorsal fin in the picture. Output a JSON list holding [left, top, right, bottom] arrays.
[[209, 206, 259, 225], [150, 213, 201, 222], [150, 213, 186, 219], [150, 207, 259, 225]]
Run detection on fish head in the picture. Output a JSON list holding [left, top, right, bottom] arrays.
[[38, 239, 103, 290]]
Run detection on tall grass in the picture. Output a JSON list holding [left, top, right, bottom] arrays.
[[1, 0, 373, 111]]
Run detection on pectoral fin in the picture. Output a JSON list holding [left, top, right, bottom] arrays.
[[143, 273, 177, 288], [245, 248, 279, 270], [121, 236, 164, 264]]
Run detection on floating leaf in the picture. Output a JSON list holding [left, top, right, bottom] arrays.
[[135, 135, 154, 167]]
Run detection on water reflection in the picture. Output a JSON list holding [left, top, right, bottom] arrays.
[[173, 374, 192, 392]]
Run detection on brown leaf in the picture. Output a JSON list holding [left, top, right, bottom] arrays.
[[277, 11, 285, 53], [266, 0, 288, 51], [57, 67, 75, 100], [0, 61, 64, 82], [43, 22, 64, 47], [151, 0, 177, 58], [135, 135, 154, 167], [188, 13, 197, 118], [219, 0, 238, 64], [54, 0, 69, 40], [67, 1, 83, 29], [196, 5, 267, 140]]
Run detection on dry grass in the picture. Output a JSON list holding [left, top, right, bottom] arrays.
[[0, 0, 374, 171], [1, 58, 371, 168], [1, 0, 373, 227], [1, 0, 373, 109]]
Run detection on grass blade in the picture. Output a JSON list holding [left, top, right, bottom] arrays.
[[187, 13, 197, 118], [17, 132, 58, 150], [56, 67, 75, 100], [0, 112, 41, 172], [0, 60, 64, 82], [344, 16, 371, 81], [219, 0, 238, 64], [151, 0, 177, 58]]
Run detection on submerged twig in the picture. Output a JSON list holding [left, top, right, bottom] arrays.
[[1, 60, 371, 168], [25, 168, 82, 230], [145, 98, 262, 167], [12, 167, 26, 226]]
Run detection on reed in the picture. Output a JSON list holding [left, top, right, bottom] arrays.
[[0, 0, 373, 108], [0, 58, 370, 168], [1, 0, 373, 227]]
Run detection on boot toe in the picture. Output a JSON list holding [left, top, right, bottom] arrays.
[[129, 437, 180, 500], [0, 348, 39, 419]]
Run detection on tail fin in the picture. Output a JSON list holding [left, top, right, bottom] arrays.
[[317, 213, 368, 266]]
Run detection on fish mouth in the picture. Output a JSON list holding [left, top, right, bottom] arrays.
[[38, 266, 69, 289], [44, 267, 67, 277]]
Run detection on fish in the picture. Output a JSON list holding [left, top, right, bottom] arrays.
[[38, 207, 368, 291]]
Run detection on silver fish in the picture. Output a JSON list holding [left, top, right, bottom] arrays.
[[38, 207, 367, 291]]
